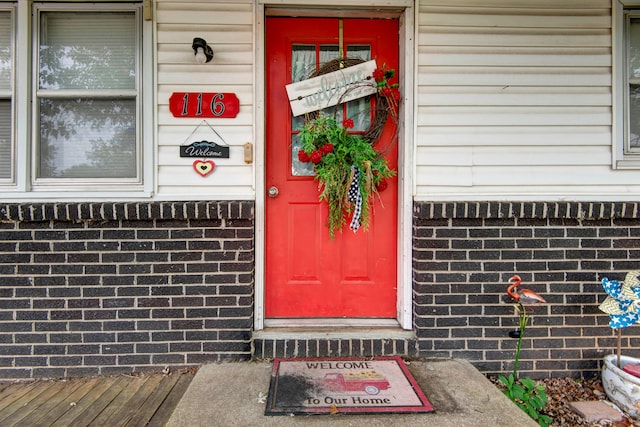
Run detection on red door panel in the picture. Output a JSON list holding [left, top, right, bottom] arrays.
[[265, 17, 399, 318]]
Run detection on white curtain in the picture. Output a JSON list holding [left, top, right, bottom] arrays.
[[0, 11, 11, 179], [39, 12, 135, 90], [629, 17, 640, 148], [37, 11, 137, 179], [346, 45, 371, 131]]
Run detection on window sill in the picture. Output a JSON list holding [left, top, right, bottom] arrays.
[[615, 159, 640, 169], [0, 190, 153, 202]]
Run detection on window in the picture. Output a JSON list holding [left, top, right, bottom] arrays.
[[0, 2, 150, 196], [0, 9, 12, 181], [616, 1, 640, 167], [626, 14, 640, 150]]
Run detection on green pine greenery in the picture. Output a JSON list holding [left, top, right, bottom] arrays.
[[297, 114, 395, 238]]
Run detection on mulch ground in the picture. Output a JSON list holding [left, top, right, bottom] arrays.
[[490, 376, 640, 427]]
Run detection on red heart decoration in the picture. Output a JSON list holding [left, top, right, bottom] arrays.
[[193, 160, 215, 177]]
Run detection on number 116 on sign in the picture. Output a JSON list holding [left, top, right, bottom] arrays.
[[169, 92, 240, 118]]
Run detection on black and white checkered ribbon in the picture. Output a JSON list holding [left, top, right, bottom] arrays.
[[348, 166, 362, 233]]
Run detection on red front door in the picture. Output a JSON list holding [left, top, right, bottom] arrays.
[[265, 17, 399, 318]]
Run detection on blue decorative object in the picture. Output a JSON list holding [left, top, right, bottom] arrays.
[[600, 272, 640, 329]]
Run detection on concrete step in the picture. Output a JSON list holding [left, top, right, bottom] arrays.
[[166, 358, 538, 427]]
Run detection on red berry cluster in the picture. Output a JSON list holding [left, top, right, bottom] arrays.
[[297, 119, 353, 164]]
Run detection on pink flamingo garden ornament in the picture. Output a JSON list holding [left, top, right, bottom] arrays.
[[507, 275, 546, 305]]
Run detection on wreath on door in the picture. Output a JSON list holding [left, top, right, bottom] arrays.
[[296, 58, 400, 238]]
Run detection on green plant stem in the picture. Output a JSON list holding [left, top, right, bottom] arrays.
[[513, 301, 528, 379], [501, 299, 551, 426]]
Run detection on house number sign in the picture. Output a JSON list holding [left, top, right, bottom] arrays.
[[169, 92, 240, 118]]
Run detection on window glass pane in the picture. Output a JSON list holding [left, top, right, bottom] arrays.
[[292, 44, 315, 83], [0, 11, 11, 180], [39, 12, 135, 90], [347, 100, 371, 131], [320, 105, 342, 122], [630, 85, 640, 148], [347, 44, 370, 62], [0, 11, 11, 91], [291, 134, 314, 176], [316, 46, 343, 120], [629, 18, 640, 79], [291, 45, 315, 130], [0, 100, 10, 179], [346, 45, 371, 131], [630, 18, 640, 148], [292, 115, 306, 132], [38, 98, 136, 178], [319, 45, 340, 66]]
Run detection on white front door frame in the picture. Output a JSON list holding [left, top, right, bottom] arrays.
[[253, 0, 415, 331]]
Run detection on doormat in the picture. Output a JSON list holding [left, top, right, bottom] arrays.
[[265, 356, 434, 416]]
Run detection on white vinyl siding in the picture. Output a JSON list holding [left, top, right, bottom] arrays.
[[155, 1, 254, 199], [415, 0, 626, 200], [10, 0, 640, 201]]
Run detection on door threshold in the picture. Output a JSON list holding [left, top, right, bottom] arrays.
[[264, 318, 401, 328], [255, 318, 414, 340]]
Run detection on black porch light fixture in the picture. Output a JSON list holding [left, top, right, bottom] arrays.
[[192, 37, 214, 64]]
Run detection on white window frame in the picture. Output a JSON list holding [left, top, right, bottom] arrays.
[[614, 0, 640, 167], [0, 0, 153, 199]]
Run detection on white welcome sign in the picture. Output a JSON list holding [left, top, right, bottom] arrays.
[[286, 60, 378, 117]]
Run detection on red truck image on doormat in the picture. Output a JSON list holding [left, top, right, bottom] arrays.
[[320, 370, 390, 395]]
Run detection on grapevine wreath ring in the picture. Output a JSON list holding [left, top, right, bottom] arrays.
[[304, 57, 399, 151]]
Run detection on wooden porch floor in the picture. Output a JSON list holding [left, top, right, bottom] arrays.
[[0, 371, 194, 427]]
